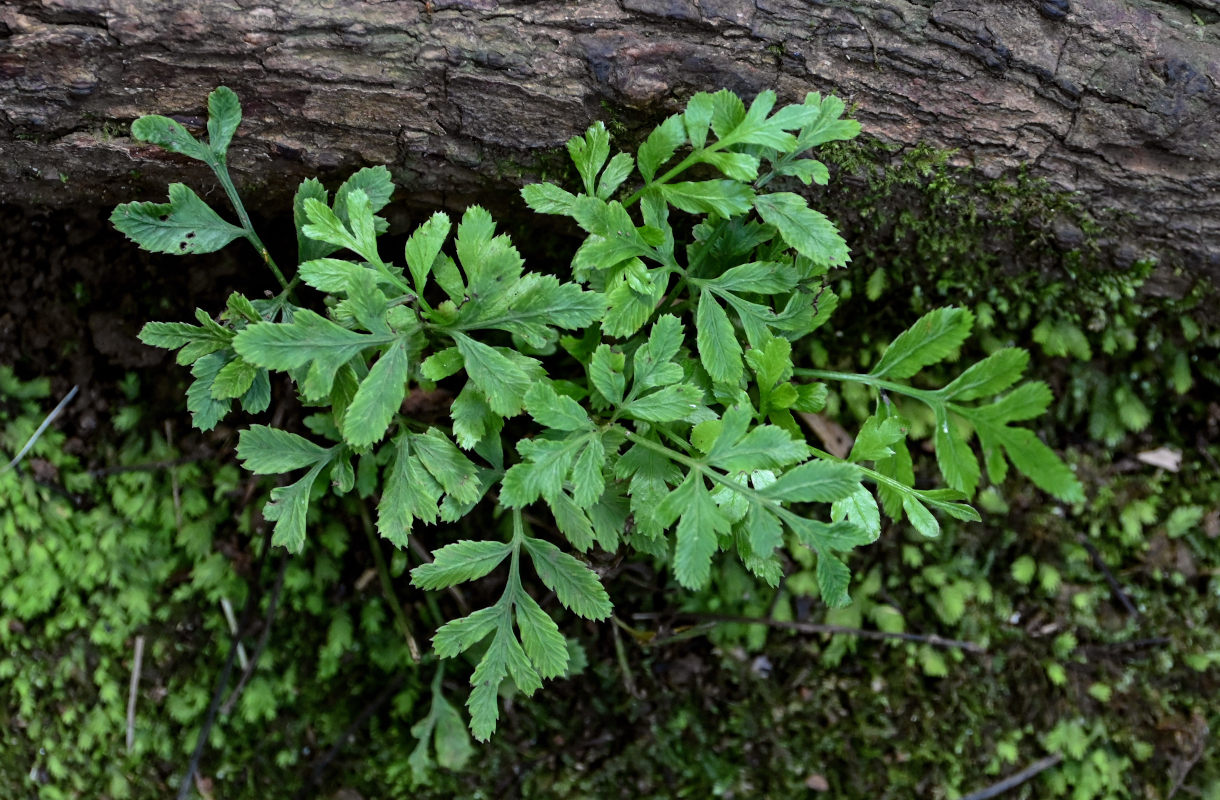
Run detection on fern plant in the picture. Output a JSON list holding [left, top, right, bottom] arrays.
[[113, 87, 1084, 741]]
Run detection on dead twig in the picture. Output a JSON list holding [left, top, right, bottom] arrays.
[[126, 635, 145, 753], [1197, 432, 1220, 474], [175, 527, 277, 800], [1082, 637, 1171, 654], [295, 673, 406, 799], [1078, 535, 1139, 616], [177, 641, 241, 800], [635, 611, 987, 653], [219, 558, 288, 716], [960, 753, 1063, 800], [87, 455, 208, 478], [611, 617, 641, 698], [218, 597, 250, 672], [167, 422, 183, 531], [1167, 716, 1210, 799], [3, 384, 79, 472], [409, 536, 470, 616]]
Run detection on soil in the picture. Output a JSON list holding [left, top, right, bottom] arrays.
[[0, 202, 277, 459]]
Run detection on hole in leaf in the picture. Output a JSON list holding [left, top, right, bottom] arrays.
[[179, 241, 188, 250], [185, 231, 196, 239]]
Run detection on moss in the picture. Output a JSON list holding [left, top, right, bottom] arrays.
[[809, 136, 1217, 445], [819, 135, 1215, 328], [599, 99, 631, 142], [819, 138, 1111, 315], [0, 370, 426, 798]]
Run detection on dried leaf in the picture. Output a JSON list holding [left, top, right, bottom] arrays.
[[1136, 446, 1182, 472], [796, 411, 853, 459]]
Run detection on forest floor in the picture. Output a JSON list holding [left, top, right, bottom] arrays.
[[1, 199, 1218, 800]]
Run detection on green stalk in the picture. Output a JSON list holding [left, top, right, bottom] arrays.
[[509, 508, 526, 583], [621, 430, 866, 552], [652, 422, 698, 457], [804, 444, 917, 498], [367, 254, 413, 297], [623, 428, 939, 520], [211, 159, 291, 291], [499, 509, 529, 607], [631, 270, 691, 341], [622, 137, 735, 209], [623, 153, 697, 208], [754, 169, 779, 190], [623, 430, 783, 512], [796, 367, 984, 426], [794, 368, 941, 404]]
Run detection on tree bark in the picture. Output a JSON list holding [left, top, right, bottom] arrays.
[[2, 0, 1218, 292]]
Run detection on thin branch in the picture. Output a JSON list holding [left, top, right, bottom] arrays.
[[635, 611, 987, 653], [960, 753, 1063, 800], [1167, 721, 1209, 799], [218, 597, 250, 672], [175, 527, 277, 800], [176, 627, 242, 800], [1078, 535, 1139, 616], [1082, 637, 1171, 653], [409, 536, 470, 616], [295, 673, 406, 799], [1197, 432, 1220, 474], [611, 617, 641, 698], [87, 455, 209, 478], [168, 422, 183, 530], [765, 573, 789, 620], [3, 384, 79, 472], [641, 621, 719, 646], [219, 558, 288, 716], [126, 635, 145, 753]]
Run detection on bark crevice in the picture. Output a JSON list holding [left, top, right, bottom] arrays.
[[0, 0, 1216, 292]]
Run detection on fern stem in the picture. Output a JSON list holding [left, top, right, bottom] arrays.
[[623, 153, 697, 208], [509, 508, 526, 585], [623, 140, 732, 209], [211, 158, 290, 291], [794, 368, 941, 404], [653, 423, 698, 456], [803, 443, 918, 497], [623, 430, 787, 515], [626, 429, 948, 526], [631, 271, 691, 342], [369, 256, 413, 297]]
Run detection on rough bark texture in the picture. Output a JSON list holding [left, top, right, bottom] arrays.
[[2, 0, 1218, 291]]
